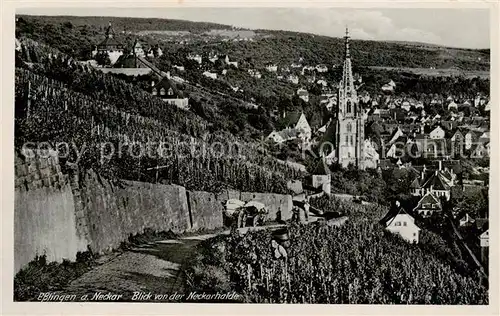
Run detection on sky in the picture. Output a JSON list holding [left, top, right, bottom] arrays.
[[16, 7, 490, 49]]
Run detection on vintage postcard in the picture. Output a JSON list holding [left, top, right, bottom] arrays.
[[1, 0, 498, 315]]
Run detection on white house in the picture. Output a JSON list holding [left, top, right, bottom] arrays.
[[132, 40, 145, 57], [317, 79, 328, 87], [173, 65, 185, 71], [363, 139, 380, 169], [224, 55, 238, 68], [187, 54, 202, 64], [480, 230, 489, 247], [202, 71, 217, 79], [248, 69, 262, 79], [266, 64, 278, 72], [429, 126, 445, 139], [401, 101, 411, 112], [312, 174, 331, 195], [484, 101, 491, 111], [295, 112, 312, 141], [382, 202, 421, 244], [448, 101, 458, 111], [267, 131, 287, 144], [413, 192, 442, 218], [382, 80, 396, 92], [315, 64, 328, 73], [297, 88, 309, 102], [288, 74, 299, 84]]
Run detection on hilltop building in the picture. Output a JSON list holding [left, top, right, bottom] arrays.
[[91, 23, 124, 65]]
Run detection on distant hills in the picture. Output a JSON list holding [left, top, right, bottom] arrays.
[[16, 15, 490, 71]]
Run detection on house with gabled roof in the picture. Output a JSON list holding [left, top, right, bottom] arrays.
[[380, 201, 421, 243], [267, 129, 298, 144], [459, 213, 475, 227], [150, 76, 189, 110], [421, 170, 451, 200], [297, 88, 309, 102], [146, 45, 163, 59], [91, 22, 124, 65], [430, 125, 445, 139], [470, 142, 489, 159], [480, 229, 489, 248], [410, 177, 424, 196], [413, 192, 442, 218]]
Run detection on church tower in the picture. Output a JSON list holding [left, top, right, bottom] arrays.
[[334, 27, 365, 169]]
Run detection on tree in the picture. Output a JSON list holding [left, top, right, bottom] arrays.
[[95, 51, 111, 67]]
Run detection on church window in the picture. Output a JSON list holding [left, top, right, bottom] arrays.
[[350, 135, 354, 145], [347, 123, 352, 133], [345, 135, 349, 144], [152, 88, 157, 96], [347, 100, 352, 113], [160, 88, 166, 96], [168, 88, 174, 95]]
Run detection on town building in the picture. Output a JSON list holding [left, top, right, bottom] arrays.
[[150, 77, 189, 110], [380, 201, 421, 243], [265, 63, 278, 72], [413, 192, 442, 218], [288, 74, 299, 84], [297, 88, 309, 102], [91, 23, 124, 65], [146, 45, 163, 58], [202, 71, 217, 79], [267, 112, 312, 145], [316, 64, 328, 73]]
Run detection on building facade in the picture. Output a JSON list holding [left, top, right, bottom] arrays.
[[333, 28, 366, 169]]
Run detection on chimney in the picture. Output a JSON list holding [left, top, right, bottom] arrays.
[[438, 160, 442, 171], [435, 170, 438, 176], [151, 80, 155, 87]]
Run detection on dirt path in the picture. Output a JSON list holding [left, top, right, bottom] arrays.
[[60, 224, 287, 300]]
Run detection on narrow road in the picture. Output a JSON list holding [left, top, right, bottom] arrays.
[[60, 224, 287, 300]]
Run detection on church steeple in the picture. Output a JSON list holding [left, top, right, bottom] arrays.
[[340, 26, 355, 107], [344, 27, 350, 59]]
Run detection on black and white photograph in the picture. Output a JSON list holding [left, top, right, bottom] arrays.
[[3, 2, 497, 311]]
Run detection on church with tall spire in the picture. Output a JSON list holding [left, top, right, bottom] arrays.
[[322, 27, 378, 170]]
